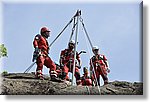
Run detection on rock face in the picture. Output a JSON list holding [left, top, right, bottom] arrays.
[[1, 73, 143, 95]]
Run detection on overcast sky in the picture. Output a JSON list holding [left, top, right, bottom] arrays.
[[0, 0, 142, 82]]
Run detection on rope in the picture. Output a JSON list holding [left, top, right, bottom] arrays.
[[86, 86, 90, 95], [49, 10, 82, 48], [24, 62, 36, 73], [69, 17, 77, 42], [79, 16, 93, 49], [49, 17, 74, 47]]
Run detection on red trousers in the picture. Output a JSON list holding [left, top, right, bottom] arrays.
[[62, 65, 80, 81], [96, 65, 107, 76], [91, 65, 108, 85], [36, 56, 56, 77]]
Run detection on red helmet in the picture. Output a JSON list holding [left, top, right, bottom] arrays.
[[40, 27, 50, 34]]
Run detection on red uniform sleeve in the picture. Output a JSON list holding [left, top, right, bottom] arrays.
[[89, 58, 92, 66], [60, 50, 65, 57], [102, 55, 109, 67], [89, 58, 93, 71], [33, 34, 40, 48], [41, 45, 47, 51], [60, 50, 66, 61], [60, 50, 66, 64], [33, 39, 38, 48], [103, 55, 107, 61]]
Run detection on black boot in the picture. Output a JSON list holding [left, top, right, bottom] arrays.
[[50, 75, 62, 82], [60, 72, 67, 80], [104, 80, 108, 85]]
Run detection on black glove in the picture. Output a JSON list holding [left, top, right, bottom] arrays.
[[32, 47, 39, 62], [35, 47, 39, 53], [77, 65, 81, 69]]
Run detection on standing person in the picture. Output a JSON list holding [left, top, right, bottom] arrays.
[[33, 27, 58, 80], [59, 40, 82, 85], [81, 67, 92, 86], [90, 46, 110, 86]]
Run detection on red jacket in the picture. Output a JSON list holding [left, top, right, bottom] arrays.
[[91, 54, 107, 65], [33, 34, 49, 55], [60, 49, 80, 65], [90, 54, 108, 70]]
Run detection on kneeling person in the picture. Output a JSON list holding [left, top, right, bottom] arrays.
[[59, 40, 82, 85], [81, 67, 92, 86]]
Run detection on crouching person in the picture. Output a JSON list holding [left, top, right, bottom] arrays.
[[81, 67, 92, 86], [59, 40, 82, 85]]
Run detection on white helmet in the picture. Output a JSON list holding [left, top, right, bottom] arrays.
[[92, 46, 99, 51], [69, 40, 75, 45]]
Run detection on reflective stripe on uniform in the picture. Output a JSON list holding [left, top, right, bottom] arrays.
[[50, 70, 57, 74], [50, 70, 57, 77], [37, 74, 43, 77], [36, 70, 42, 73]]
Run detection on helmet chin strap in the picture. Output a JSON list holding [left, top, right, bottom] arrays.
[[94, 52, 99, 55], [93, 50, 99, 55], [69, 47, 74, 51], [68, 44, 75, 50]]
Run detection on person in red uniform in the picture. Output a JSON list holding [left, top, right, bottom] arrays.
[[81, 67, 92, 86], [33, 27, 57, 80], [90, 46, 110, 86], [59, 40, 82, 85]]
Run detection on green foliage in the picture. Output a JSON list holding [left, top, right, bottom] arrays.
[[0, 44, 7, 58], [2, 70, 8, 75]]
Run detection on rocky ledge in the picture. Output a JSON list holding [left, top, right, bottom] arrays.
[[0, 73, 143, 95]]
